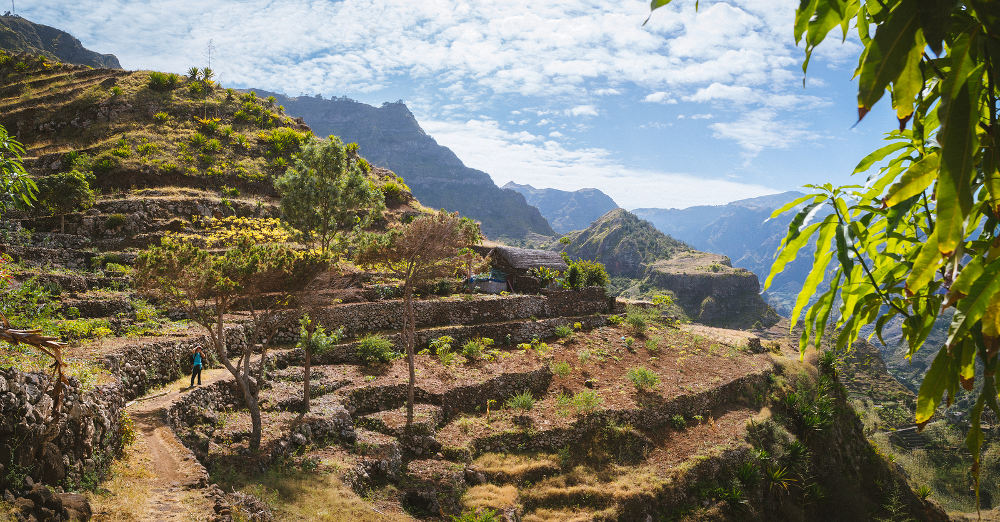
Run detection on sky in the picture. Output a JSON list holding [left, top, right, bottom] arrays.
[[17, 0, 901, 210]]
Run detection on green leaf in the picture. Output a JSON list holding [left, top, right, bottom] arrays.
[[835, 223, 854, 274], [889, 31, 925, 122], [770, 193, 821, 220], [856, 1, 920, 114], [643, 0, 674, 25], [915, 347, 952, 427], [936, 33, 983, 255], [947, 258, 1000, 347], [791, 215, 838, 328], [917, 0, 957, 56], [853, 141, 911, 174], [884, 152, 939, 206], [904, 232, 944, 294], [766, 222, 823, 290], [957, 338, 976, 390], [784, 201, 824, 245]]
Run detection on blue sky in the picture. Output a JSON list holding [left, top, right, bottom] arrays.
[[18, 0, 900, 209]]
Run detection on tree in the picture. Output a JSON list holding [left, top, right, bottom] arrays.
[[275, 137, 384, 253], [34, 170, 95, 233], [0, 124, 36, 217], [296, 314, 342, 413], [356, 211, 481, 425], [655, 0, 999, 494], [135, 237, 325, 451]]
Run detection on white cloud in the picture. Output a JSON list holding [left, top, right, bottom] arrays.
[[709, 109, 822, 156], [642, 91, 677, 104], [594, 88, 622, 96], [423, 118, 778, 209], [566, 105, 599, 117]]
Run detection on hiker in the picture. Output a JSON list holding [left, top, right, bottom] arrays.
[[190, 345, 204, 386]]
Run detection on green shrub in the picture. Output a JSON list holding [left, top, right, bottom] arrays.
[[645, 338, 660, 353], [506, 390, 535, 411], [258, 127, 306, 157], [153, 111, 170, 124], [355, 334, 398, 364], [111, 137, 131, 158], [380, 180, 408, 203], [109, 86, 123, 97], [564, 264, 583, 290], [572, 390, 601, 413], [554, 325, 573, 339], [627, 367, 660, 391], [92, 152, 121, 174], [104, 213, 128, 230], [461, 337, 493, 361], [530, 266, 561, 288], [429, 335, 456, 366], [203, 138, 222, 153], [575, 259, 609, 287], [137, 142, 159, 156], [670, 414, 687, 429], [220, 185, 240, 198], [189, 133, 208, 149], [551, 361, 571, 377], [451, 508, 501, 522], [607, 314, 623, 326], [187, 81, 205, 96], [298, 321, 344, 356], [147, 71, 179, 91], [625, 311, 647, 336]]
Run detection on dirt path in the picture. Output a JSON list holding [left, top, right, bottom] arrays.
[[92, 369, 229, 521]]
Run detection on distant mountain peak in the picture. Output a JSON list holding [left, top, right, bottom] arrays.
[[503, 182, 618, 234], [0, 16, 121, 69], [248, 90, 553, 239]]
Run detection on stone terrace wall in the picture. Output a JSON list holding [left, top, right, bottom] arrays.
[[0, 326, 251, 495], [295, 287, 610, 341], [100, 326, 249, 401], [0, 368, 125, 492]]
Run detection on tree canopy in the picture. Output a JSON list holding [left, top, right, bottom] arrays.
[[275, 136, 384, 253], [0, 124, 36, 217], [652, 0, 1000, 496], [647, 0, 1000, 499]]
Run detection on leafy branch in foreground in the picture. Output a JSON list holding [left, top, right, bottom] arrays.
[[646, 0, 1000, 504]]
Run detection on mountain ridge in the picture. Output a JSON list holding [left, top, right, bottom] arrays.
[[245, 91, 555, 240], [0, 15, 121, 68], [503, 181, 618, 234]]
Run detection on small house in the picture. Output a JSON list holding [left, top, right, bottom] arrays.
[[470, 245, 568, 293]]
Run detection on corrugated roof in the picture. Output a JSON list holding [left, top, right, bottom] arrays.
[[491, 246, 568, 271]]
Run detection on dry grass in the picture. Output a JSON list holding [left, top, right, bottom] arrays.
[[472, 453, 560, 481], [522, 506, 618, 522], [87, 435, 155, 521], [521, 465, 659, 509], [462, 484, 519, 512], [218, 467, 403, 522]]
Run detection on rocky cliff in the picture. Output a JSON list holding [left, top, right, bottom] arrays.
[[560, 208, 688, 278], [560, 209, 778, 329], [0, 16, 121, 68], [633, 191, 814, 314], [247, 91, 554, 240], [502, 182, 618, 234]]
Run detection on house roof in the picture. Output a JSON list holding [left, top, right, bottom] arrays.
[[490, 246, 568, 271]]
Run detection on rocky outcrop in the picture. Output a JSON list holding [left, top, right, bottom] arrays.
[[503, 182, 619, 234], [642, 252, 779, 329], [243, 91, 555, 240], [560, 208, 689, 278], [0, 15, 121, 68]]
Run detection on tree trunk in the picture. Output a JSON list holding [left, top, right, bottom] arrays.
[[212, 311, 263, 452], [303, 330, 312, 414], [404, 284, 416, 427], [59, 214, 65, 234]]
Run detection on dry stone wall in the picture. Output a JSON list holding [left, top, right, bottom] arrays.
[[0, 368, 125, 493], [278, 287, 610, 342]]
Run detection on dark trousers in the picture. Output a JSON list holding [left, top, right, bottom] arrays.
[[191, 364, 202, 386]]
